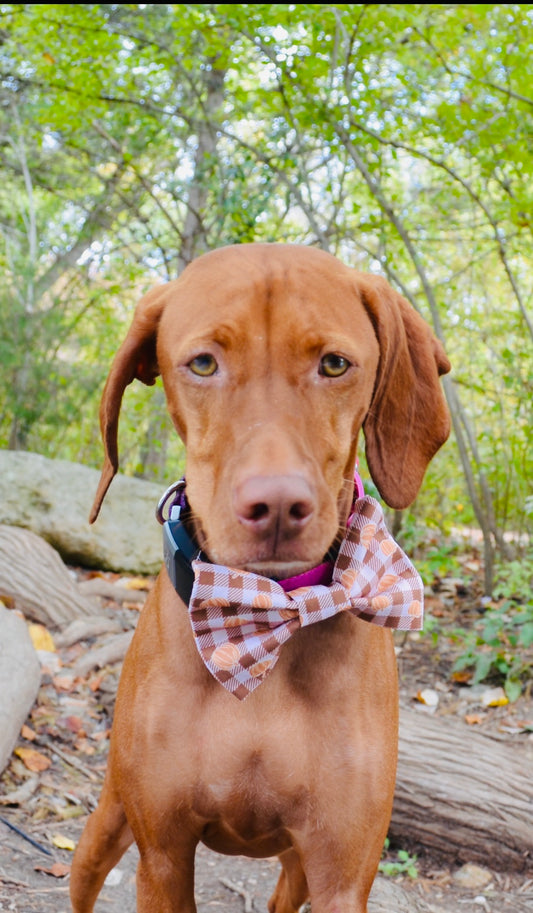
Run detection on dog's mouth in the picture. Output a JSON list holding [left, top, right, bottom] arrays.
[[191, 516, 345, 583], [240, 558, 323, 580], [198, 540, 330, 580], [198, 529, 343, 583]]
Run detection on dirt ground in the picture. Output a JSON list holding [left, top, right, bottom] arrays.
[[1, 563, 532, 912]]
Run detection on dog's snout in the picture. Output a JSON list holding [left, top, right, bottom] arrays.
[[234, 475, 316, 539]]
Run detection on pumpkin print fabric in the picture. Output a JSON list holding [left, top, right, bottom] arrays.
[[188, 497, 423, 700]]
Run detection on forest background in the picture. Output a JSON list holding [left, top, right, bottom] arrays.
[[0, 4, 531, 699]]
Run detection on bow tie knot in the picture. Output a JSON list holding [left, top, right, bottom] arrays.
[[188, 497, 423, 700]]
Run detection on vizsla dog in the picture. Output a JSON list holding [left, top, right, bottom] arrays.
[[70, 243, 450, 913]]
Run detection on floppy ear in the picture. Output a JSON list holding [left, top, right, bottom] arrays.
[[359, 274, 451, 509], [90, 284, 169, 523]]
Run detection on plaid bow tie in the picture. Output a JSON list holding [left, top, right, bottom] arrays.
[[189, 497, 423, 700]]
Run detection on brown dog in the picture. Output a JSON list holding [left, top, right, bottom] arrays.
[[70, 243, 450, 913]]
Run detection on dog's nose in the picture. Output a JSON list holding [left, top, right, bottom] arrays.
[[234, 475, 316, 539]]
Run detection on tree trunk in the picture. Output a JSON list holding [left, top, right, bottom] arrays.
[[370, 874, 533, 913], [392, 707, 533, 873], [0, 525, 99, 627], [177, 59, 226, 273]]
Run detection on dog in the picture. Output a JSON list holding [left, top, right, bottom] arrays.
[[70, 242, 450, 913]]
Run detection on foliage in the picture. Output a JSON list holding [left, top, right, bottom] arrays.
[[450, 552, 533, 700], [390, 504, 464, 582], [0, 3, 531, 560], [379, 838, 418, 879]]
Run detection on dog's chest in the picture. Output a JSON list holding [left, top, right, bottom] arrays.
[[183, 707, 325, 855]]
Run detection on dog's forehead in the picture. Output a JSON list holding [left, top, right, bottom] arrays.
[[181, 243, 351, 290], [161, 243, 367, 335]]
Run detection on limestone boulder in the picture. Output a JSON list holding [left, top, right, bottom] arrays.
[[0, 603, 41, 773], [0, 450, 166, 574]]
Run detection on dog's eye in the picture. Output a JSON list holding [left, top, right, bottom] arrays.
[[188, 354, 218, 376], [319, 353, 350, 378]]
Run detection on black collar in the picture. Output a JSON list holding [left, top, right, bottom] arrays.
[[157, 480, 202, 604], [162, 517, 201, 604]]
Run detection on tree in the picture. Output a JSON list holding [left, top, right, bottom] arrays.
[[0, 4, 531, 589]]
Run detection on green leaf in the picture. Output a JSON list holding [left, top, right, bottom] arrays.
[[504, 679, 523, 703]]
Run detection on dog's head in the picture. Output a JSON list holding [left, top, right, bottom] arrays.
[[90, 243, 450, 577]]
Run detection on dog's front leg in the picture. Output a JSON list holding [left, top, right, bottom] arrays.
[[135, 839, 198, 913], [268, 848, 309, 913], [70, 779, 133, 913], [293, 836, 382, 913]]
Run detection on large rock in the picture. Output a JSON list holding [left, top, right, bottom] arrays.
[[0, 602, 41, 773], [0, 450, 166, 574]]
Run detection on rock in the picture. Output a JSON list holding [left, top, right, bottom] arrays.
[[0, 449, 166, 574], [369, 875, 448, 912], [0, 602, 41, 774], [452, 864, 493, 889]]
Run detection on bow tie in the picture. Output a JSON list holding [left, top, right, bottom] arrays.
[[188, 496, 423, 700]]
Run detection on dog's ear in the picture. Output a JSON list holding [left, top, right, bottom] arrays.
[[359, 274, 451, 509], [90, 284, 169, 523]]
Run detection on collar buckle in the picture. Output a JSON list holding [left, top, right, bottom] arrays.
[[156, 478, 187, 524]]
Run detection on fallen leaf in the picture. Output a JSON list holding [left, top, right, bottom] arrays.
[[0, 775, 40, 805], [52, 674, 76, 692], [88, 674, 104, 692], [28, 623, 55, 653], [61, 715, 85, 734], [515, 719, 533, 730], [52, 805, 84, 822], [74, 739, 96, 755], [465, 713, 485, 725], [123, 600, 144, 611], [424, 596, 446, 616], [124, 576, 150, 591], [481, 686, 509, 708], [34, 861, 71, 877], [415, 688, 439, 708], [14, 747, 51, 772], [52, 833, 76, 851], [21, 724, 37, 741], [452, 670, 473, 683]]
